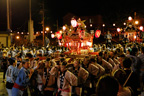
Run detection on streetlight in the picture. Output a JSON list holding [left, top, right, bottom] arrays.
[[16, 36, 20, 39], [63, 26, 66, 31], [60, 30, 62, 34], [128, 16, 132, 21], [113, 23, 115, 26], [102, 24, 105, 27], [117, 28, 121, 32], [135, 20, 139, 25], [102, 24, 105, 33], [123, 22, 126, 25], [139, 26, 143, 31], [46, 27, 49, 31], [51, 33, 55, 38]]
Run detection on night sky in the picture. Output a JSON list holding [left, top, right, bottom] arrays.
[[0, 0, 144, 32]]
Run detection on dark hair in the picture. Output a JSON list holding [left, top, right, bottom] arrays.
[[118, 54, 126, 58], [141, 46, 144, 53], [60, 57, 65, 62], [123, 57, 132, 68], [17, 61, 21, 67], [22, 58, 29, 64], [96, 75, 119, 96], [55, 60, 61, 65], [99, 51, 103, 57], [62, 61, 67, 66], [131, 47, 138, 56], [26, 53, 33, 58], [114, 69, 126, 86], [60, 52, 65, 57], [89, 58, 96, 63], [46, 57, 51, 62], [9, 58, 15, 65], [39, 62, 45, 69], [75, 59, 81, 64], [37, 53, 42, 57]]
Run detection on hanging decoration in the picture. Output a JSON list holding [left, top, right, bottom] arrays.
[[95, 30, 101, 38], [71, 18, 77, 27], [56, 31, 62, 39]]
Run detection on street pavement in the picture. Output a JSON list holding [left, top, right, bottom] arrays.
[[0, 72, 8, 96]]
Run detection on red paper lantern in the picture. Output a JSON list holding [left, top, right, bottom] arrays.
[[56, 32, 62, 39], [95, 30, 101, 38]]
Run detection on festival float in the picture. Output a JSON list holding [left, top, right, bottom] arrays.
[[120, 16, 143, 42], [54, 18, 95, 55]]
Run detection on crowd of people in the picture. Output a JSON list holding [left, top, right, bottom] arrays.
[[0, 42, 144, 96]]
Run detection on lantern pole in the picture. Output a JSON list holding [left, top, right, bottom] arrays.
[[42, 1, 45, 46], [7, 0, 10, 30]]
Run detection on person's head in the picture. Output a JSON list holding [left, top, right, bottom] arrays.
[[73, 59, 81, 68], [89, 58, 96, 64], [45, 57, 51, 68], [131, 47, 138, 56], [104, 51, 109, 60], [118, 54, 126, 67], [109, 51, 114, 58], [98, 51, 103, 61], [60, 61, 67, 73], [9, 58, 16, 66], [141, 46, 144, 53], [126, 48, 132, 55], [123, 57, 132, 68], [37, 53, 42, 57], [16, 61, 22, 69], [83, 56, 89, 65], [3, 53, 7, 58], [60, 52, 65, 57], [96, 75, 119, 96], [113, 69, 126, 86], [38, 61, 45, 69], [107, 31, 110, 34], [22, 58, 30, 69], [8, 54, 11, 58], [60, 57, 65, 63], [26, 52, 33, 59]]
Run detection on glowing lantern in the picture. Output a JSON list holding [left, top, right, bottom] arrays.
[[117, 28, 121, 32], [56, 32, 62, 39], [60, 30, 62, 34], [16, 36, 20, 39], [71, 18, 77, 27], [128, 16, 132, 21], [63, 26, 66, 31], [87, 42, 92, 47], [51, 34, 55, 38], [134, 35, 137, 39], [139, 26, 143, 31], [59, 42, 62, 46], [81, 43, 84, 47], [95, 30, 101, 38]]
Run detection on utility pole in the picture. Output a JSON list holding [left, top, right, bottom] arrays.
[[28, 0, 34, 43], [42, 1, 45, 46], [7, 0, 13, 45], [29, 0, 31, 24], [134, 12, 136, 20], [7, 0, 10, 30], [57, 19, 58, 31], [9, 0, 12, 29]]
